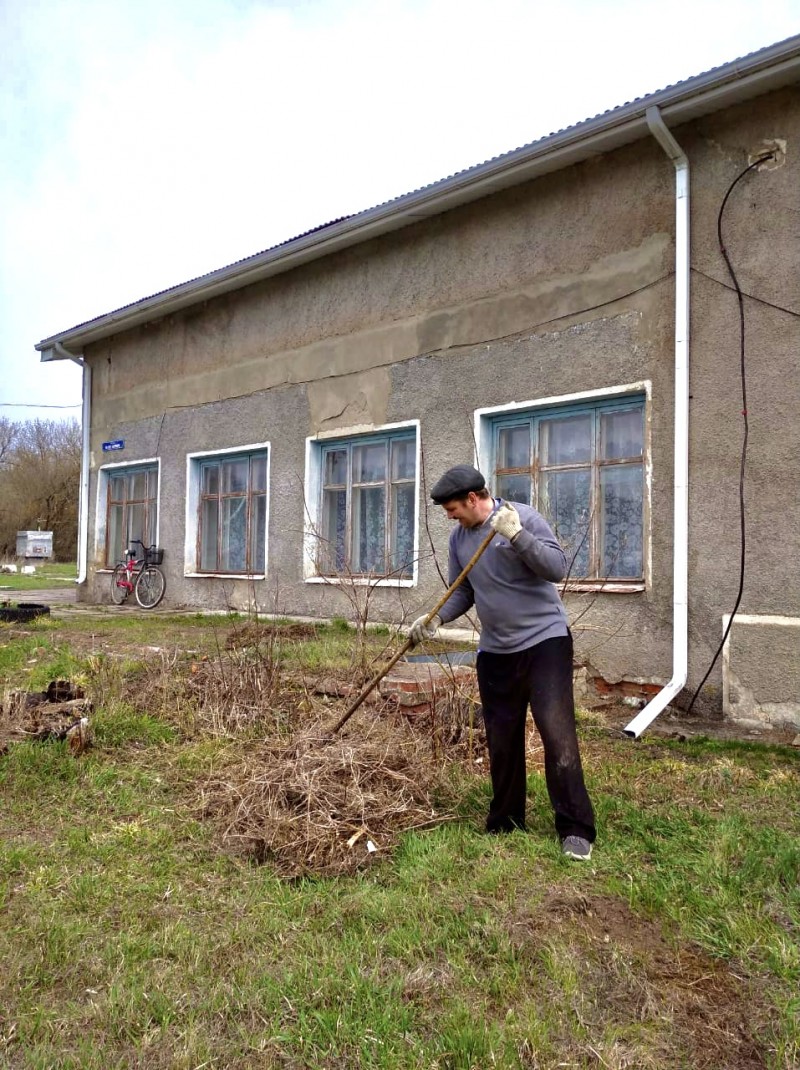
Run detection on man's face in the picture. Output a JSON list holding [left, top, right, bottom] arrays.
[[442, 492, 483, 528]]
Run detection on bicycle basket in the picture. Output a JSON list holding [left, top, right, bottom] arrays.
[[145, 547, 164, 565]]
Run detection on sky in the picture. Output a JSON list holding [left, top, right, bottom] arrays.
[[2, 0, 799, 423]]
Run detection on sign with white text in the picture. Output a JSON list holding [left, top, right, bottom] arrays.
[[102, 440, 125, 452]]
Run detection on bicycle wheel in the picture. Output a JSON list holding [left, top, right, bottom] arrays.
[[135, 565, 166, 609], [111, 564, 130, 604]]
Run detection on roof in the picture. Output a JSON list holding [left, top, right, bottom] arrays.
[[38, 33, 800, 359]]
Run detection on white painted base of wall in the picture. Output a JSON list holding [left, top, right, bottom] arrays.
[[723, 614, 800, 730]]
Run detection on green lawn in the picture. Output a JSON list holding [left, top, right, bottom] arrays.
[[0, 612, 798, 1069], [0, 562, 77, 592]]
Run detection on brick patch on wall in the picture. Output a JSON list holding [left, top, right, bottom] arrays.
[[379, 662, 478, 716], [381, 660, 664, 716], [591, 676, 663, 701]]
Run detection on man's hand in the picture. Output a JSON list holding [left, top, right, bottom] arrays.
[[490, 502, 523, 542], [410, 613, 442, 646]]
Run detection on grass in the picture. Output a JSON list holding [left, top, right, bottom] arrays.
[[1, 610, 798, 1069], [0, 562, 77, 592]]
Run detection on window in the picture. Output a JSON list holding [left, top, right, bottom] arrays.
[[489, 396, 645, 581], [104, 465, 158, 567], [194, 450, 268, 574], [311, 429, 417, 580]]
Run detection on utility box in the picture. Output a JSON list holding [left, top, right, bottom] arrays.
[[16, 531, 54, 560]]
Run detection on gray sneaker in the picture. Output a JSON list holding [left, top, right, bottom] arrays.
[[561, 835, 592, 861]]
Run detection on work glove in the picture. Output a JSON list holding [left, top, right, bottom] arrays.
[[490, 502, 523, 542], [410, 613, 442, 646]]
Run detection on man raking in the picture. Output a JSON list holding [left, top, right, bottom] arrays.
[[410, 464, 596, 860]]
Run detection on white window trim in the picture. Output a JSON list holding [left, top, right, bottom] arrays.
[[94, 457, 161, 571], [474, 381, 652, 590], [303, 420, 420, 587], [185, 442, 271, 579]]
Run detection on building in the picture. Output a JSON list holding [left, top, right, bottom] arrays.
[[36, 36, 800, 734]]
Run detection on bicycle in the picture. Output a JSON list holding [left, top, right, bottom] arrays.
[[111, 540, 166, 609]]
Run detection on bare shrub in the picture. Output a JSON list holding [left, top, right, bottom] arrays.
[[425, 676, 483, 763], [182, 645, 300, 738]]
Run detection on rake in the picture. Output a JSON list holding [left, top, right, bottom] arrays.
[[328, 527, 495, 735]]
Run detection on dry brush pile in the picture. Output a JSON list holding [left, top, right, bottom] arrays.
[[113, 622, 489, 878], [200, 713, 478, 878]]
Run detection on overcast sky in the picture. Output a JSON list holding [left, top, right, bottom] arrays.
[[2, 0, 798, 422]]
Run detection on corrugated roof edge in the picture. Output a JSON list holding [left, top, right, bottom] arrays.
[[38, 32, 800, 355]]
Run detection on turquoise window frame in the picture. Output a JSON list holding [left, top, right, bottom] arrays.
[[196, 449, 268, 575], [489, 395, 646, 581], [105, 464, 158, 567], [317, 429, 417, 579]]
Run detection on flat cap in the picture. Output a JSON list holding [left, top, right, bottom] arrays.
[[430, 464, 486, 504]]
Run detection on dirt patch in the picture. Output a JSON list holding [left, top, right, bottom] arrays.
[[508, 889, 770, 1069], [598, 702, 800, 747]]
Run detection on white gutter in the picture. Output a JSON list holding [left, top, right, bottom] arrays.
[[68, 355, 91, 585], [624, 106, 690, 738]]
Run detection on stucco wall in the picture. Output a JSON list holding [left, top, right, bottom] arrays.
[[81, 85, 800, 723], [678, 87, 799, 720], [87, 133, 673, 431]]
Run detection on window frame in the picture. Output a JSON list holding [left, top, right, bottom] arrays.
[[185, 443, 271, 578], [95, 459, 161, 570], [304, 421, 420, 587], [475, 384, 651, 592]]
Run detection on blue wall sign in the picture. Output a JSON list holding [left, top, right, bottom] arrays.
[[102, 439, 125, 452]]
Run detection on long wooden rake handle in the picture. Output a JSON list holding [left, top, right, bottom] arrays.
[[328, 527, 496, 735]]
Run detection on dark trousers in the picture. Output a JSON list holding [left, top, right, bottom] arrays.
[[477, 633, 596, 842]]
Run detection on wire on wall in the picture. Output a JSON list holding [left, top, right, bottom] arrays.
[[685, 153, 774, 716]]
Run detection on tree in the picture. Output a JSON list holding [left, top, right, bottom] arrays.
[[0, 418, 81, 562], [0, 417, 16, 467]]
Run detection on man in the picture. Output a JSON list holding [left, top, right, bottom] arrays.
[[411, 464, 596, 860]]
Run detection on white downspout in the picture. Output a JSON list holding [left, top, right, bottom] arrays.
[[69, 356, 91, 585], [624, 106, 690, 738]]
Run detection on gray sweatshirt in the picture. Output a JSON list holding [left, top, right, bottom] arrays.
[[438, 499, 569, 653]]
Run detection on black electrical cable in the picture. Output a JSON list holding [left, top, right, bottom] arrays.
[[685, 153, 774, 716], [691, 266, 800, 320]]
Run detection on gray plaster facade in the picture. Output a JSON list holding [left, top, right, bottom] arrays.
[[37, 42, 800, 729]]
